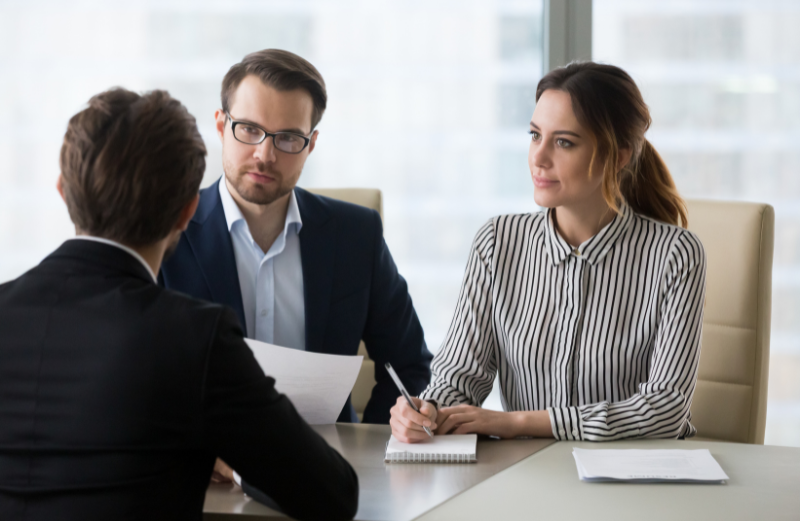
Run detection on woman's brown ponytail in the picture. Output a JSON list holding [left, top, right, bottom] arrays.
[[536, 62, 688, 227], [620, 139, 687, 227]]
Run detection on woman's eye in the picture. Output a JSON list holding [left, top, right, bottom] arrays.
[[529, 130, 540, 141], [556, 138, 573, 148]]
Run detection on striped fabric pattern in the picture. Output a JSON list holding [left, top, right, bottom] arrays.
[[420, 204, 707, 441]]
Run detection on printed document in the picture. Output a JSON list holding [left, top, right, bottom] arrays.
[[245, 338, 363, 425], [572, 448, 729, 483]]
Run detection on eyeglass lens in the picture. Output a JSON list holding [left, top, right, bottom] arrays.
[[232, 123, 307, 153]]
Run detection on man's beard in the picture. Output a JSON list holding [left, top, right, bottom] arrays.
[[224, 159, 294, 206]]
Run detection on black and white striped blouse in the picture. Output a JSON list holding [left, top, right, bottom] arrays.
[[420, 204, 707, 441]]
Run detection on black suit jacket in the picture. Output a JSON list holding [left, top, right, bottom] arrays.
[[160, 181, 433, 423], [0, 240, 358, 521]]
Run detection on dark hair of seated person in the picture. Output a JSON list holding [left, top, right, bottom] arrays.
[[59, 87, 207, 245]]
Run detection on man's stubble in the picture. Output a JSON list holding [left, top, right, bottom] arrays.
[[222, 155, 297, 207]]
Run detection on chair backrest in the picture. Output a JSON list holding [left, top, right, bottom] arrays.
[[306, 188, 383, 221], [686, 199, 774, 444], [305, 187, 381, 420]]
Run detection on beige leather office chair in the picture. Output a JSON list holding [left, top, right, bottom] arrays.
[[306, 188, 381, 421], [686, 200, 774, 444]]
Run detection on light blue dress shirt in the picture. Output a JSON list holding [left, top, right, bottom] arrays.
[[218, 179, 306, 350]]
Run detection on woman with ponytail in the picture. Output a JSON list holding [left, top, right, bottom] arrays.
[[391, 62, 707, 443]]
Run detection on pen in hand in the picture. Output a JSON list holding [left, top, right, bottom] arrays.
[[385, 363, 434, 438]]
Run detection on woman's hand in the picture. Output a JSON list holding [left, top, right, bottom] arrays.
[[436, 406, 554, 439], [435, 405, 519, 438], [389, 396, 438, 443]]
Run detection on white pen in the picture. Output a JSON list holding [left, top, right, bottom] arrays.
[[385, 363, 434, 438]]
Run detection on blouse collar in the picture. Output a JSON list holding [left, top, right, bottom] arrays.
[[544, 203, 633, 267]]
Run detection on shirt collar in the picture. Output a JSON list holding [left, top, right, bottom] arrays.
[[285, 189, 303, 233], [218, 177, 303, 235], [219, 177, 246, 232], [68, 236, 158, 282], [544, 203, 633, 267]]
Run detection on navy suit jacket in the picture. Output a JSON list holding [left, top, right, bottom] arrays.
[[160, 180, 432, 424]]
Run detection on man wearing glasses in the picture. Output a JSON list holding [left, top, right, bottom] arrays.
[[160, 49, 432, 434]]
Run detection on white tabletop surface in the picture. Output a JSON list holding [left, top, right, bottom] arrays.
[[415, 438, 800, 521]]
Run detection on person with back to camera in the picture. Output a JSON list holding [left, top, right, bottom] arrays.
[[0, 87, 358, 521], [390, 61, 708, 443]]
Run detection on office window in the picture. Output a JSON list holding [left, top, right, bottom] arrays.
[[594, 0, 800, 447], [0, 1, 544, 411]]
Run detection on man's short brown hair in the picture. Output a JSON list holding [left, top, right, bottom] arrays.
[[59, 88, 206, 246], [221, 49, 327, 130]]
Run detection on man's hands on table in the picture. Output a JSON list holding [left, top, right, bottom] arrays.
[[211, 458, 235, 483]]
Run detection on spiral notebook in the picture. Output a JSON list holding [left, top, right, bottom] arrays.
[[384, 434, 478, 463]]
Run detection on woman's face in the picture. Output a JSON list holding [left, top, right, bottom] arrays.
[[528, 89, 604, 210]]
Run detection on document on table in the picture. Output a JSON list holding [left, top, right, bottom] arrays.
[[572, 448, 729, 483], [244, 338, 363, 425]]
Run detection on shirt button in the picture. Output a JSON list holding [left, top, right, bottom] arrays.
[[559, 429, 566, 436], [260, 309, 268, 317], [572, 249, 581, 256], [572, 429, 579, 436]]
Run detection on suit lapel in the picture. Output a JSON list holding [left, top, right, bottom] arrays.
[[296, 187, 335, 354], [185, 179, 247, 329]]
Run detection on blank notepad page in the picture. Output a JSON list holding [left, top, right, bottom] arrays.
[[385, 434, 478, 463]]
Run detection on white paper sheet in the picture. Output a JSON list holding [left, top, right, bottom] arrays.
[[244, 338, 363, 425], [572, 448, 729, 483]]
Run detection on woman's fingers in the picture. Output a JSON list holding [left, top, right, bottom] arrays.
[[438, 416, 463, 434], [394, 412, 428, 432], [452, 421, 480, 435], [390, 396, 438, 442], [390, 415, 432, 443], [418, 401, 438, 426], [394, 397, 437, 429], [434, 407, 455, 425], [437, 409, 475, 434], [407, 397, 437, 428], [389, 416, 415, 442]]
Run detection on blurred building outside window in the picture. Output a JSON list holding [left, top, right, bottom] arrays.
[[4, 0, 795, 447], [0, 0, 543, 410], [594, 0, 800, 447]]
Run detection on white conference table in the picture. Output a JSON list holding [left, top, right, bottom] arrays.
[[418, 437, 800, 521], [204, 424, 800, 521]]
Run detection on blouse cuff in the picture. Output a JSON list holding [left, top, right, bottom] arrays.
[[547, 406, 584, 441], [419, 388, 461, 408]]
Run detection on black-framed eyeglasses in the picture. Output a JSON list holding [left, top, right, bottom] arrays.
[[226, 112, 311, 154]]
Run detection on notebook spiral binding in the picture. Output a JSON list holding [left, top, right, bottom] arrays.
[[385, 452, 477, 463]]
